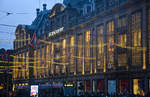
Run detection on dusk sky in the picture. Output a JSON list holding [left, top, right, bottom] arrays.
[[0, 0, 63, 49]]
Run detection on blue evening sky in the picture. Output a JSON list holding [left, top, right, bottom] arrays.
[[0, 0, 63, 49]]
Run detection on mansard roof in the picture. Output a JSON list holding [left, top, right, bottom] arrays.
[[63, 0, 91, 8], [32, 9, 51, 29]]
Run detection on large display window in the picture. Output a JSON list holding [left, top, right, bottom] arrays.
[[85, 80, 91, 92], [97, 80, 104, 93], [133, 79, 144, 96], [108, 80, 116, 95], [119, 80, 129, 93]]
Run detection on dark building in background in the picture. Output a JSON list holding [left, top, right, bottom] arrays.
[[13, 0, 150, 96], [0, 48, 14, 97]]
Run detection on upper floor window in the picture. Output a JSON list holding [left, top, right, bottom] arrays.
[[118, 16, 127, 28], [87, 5, 92, 13], [117, 16, 127, 47], [62, 39, 66, 49], [131, 12, 142, 66], [85, 30, 90, 42], [107, 21, 114, 35], [131, 12, 141, 47], [70, 36, 74, 47]]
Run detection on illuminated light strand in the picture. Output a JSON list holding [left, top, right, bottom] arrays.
[[0, 61, 40, 64], [0, 65, 46, 68], [47, 61, 69, 65], [72, 56, 96, 60], [115, 43, 147, 51], [0, 61, 69, 65], [10, 55, 65, 60], [0, 60, 69, 66], [0, 72, 12, 74], [39, 39, 107, 48], [0, 68, 28, 71], [0, 38, 147, 50], [28, 66, 47, 69], [11, 54, 96, 61], [39, 39, 147, 51], [0, 66, 21, 68]]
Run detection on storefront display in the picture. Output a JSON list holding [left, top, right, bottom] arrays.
[[97, 80, 104, 93], [85, 80, 91, 92], [133, 79, 144, 96], [77, 81, 84, 96], [30, 85, 39, 97], [120, 80, 130, 93], [108, 80, 116, 95]]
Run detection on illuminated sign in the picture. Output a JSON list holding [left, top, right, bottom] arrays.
[[64, 84, 73, 87], [30, 85, 38, 97], [49, 27, 64, 37]]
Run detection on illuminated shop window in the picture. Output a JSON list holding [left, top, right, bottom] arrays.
[[108, 80, 116, 95], [97, 26, 104, 71], [148, 9, 150, 66], [62, 39, 66, 73], [26, 52, 29, 79], [118, 34, 126, 47], [149, 80, 150, 92], [97, 80, 104, 93], [15, 55, 18, 79], [22, 53, 26, 79], [18, 54, 21, 78], [85, 80, 91, 92], [77, 35, 83, 73], [107, 21, 115, 70], [133, 79, 145, 96], [56, 65, 60, 74], [21, 54, 25, 79], [34, 50, 37, 78], [69, 36, 75, 73], [41, 47, 45, 77], [62, 39, 66, 50], [85, 30, 91, 73], [119, 80, 129, 93], [13, 55, 16, 79], [131, 12, 142, 66], [46, 45, 50, 76], [51, 43, 54, 74], [38, 49, 41, 78]]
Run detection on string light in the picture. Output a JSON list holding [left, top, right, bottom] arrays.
[[0, 37, 147, 50]]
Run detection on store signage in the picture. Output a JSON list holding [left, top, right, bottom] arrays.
[[49, 27, 64, 37], [64, 84, 73, 87], [30, 85, 39, 97]]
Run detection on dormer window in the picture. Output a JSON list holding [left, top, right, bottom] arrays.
[[87, 5, 92, 13], [84, 4, 93, 15]]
